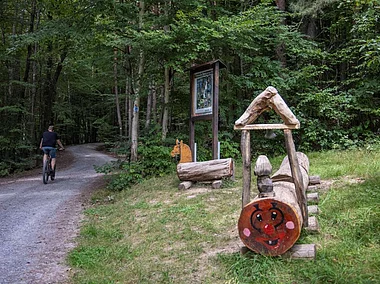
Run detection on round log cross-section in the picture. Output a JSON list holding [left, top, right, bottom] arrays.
[[238, 196, 302, 256]]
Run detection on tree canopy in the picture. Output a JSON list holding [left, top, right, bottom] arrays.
[[0, 0, 379, 175]]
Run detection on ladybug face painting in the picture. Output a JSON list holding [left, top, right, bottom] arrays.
[[238, 198, 301, 256]]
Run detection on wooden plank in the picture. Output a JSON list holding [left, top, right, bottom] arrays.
[[234, 124, 300, 130], [241, 130, 251, 208]]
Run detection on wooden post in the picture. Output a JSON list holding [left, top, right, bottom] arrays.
[[189, 120, 195, 162], [283, 129, 308, 227], [212, 62, 219, 160], [241, 130, 251, 208]]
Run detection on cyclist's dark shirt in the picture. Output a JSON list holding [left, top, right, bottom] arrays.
[[41, 131, 59, 147]]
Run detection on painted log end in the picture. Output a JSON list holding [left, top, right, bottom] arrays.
[[238, 198, 301, 256]]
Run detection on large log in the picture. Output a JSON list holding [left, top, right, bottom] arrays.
[[176, 158, 234, 182], [238, 153, 310, 256], [271, 152, 309, 188]]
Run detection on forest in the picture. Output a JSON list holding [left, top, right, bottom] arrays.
[[1, 0, 379, 177]]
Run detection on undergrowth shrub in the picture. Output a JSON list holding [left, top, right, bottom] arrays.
[[95, 142, 176, 191]]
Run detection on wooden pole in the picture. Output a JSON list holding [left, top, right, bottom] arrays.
[[283, 129, 308, 227], [241, 130, 251, 208], [212, 62, 219, 160]]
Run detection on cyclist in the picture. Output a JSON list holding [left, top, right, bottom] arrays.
[[39, 125, 64, 178]]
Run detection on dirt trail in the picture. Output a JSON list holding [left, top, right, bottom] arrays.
[[0, 144, 116, 284]]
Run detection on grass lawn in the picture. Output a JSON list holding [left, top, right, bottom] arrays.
[[68, 147, 380, 283]]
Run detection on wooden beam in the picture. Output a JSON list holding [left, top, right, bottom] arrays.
[[234, 124, 300, 130]]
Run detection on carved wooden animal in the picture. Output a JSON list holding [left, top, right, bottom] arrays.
[[171, 139, 192, 163]]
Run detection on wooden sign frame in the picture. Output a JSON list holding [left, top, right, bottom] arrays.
[[189, 60, 226, 160]]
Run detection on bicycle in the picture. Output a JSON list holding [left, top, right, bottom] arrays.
[[42, 150, 55, 184], [42, 148, 63, 184]]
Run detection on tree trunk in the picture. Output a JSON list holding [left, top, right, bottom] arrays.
[[275, 0, 287, 67], [145, 81, 152, 129], [114, 48, 123, 137], [161, 65, 170, 140], [130, 0, 145, 162]]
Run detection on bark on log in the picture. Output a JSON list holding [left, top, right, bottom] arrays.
[[176, 158, 234, 182], [238, 153, 311, 256], [272, 152, 309, 188]]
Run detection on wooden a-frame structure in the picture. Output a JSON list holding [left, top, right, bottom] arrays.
[[234, 86, 308, 227]]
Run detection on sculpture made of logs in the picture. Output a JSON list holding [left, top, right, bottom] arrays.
[[238, 153, 313, 256]]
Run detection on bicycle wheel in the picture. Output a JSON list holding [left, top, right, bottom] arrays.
[[50, 165, 55, 181], [42, 160, 49, 184]]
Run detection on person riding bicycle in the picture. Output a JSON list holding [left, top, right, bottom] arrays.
[[39, 125, 64, 177]]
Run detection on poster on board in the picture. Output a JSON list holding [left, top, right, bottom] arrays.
[[193, 69, 213, 116]]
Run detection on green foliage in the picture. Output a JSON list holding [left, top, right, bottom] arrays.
[[96, 139, 176, 191], [1, 0, 380, 175]]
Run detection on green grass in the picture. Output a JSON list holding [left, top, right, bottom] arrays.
[[68, 147, 380, 283]]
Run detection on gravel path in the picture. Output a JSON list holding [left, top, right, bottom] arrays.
[[0, 144, 116, 284]]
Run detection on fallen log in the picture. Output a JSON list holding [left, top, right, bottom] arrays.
[[238, 153, 310, 256], [176, 158, 234, 182]]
